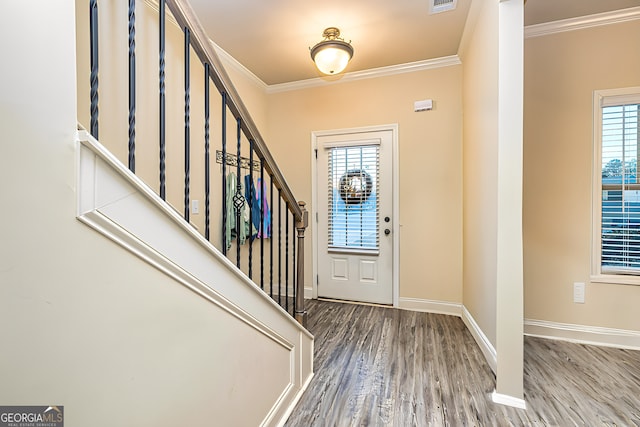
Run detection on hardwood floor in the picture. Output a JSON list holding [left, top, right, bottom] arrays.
[[285, 299, 640, 426]]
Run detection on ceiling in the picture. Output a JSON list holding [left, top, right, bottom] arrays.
[[187, 0, 640, 86]]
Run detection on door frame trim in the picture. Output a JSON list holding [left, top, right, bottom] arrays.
[[310, 124, 400, 306]]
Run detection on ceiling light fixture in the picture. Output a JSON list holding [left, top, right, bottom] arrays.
[[310, 27, 354, 75]]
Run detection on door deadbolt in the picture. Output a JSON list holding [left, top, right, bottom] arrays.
[[384, 216, 390, 223]]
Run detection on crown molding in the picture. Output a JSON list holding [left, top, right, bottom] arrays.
[[266, 55, 462, 94], [525, 6, 640, 39], [211, 43, 269, 92], [144, 0, 638, 92], [143, 0, 268, 92], [141, 0, 459, 93]]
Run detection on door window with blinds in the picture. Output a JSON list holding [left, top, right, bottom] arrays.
[[596, 88, 640, 277], [327, 144, 379, 252]]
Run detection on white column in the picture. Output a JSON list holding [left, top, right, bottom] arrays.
[[493, 0, 526, 408]]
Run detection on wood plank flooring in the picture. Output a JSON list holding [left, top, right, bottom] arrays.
[[285, 299, 640, 426]]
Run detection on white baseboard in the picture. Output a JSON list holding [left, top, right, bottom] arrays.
[[492, 391, 527, 410], [275, 371, 315, 427], [397, 297, 462, 316], [462, 306, 497, 373], [385, 298, 498, 373], [525, 319, 640, 350], [304, 287, 313, 300]]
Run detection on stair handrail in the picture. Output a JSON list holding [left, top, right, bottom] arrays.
[[166, 0, 303, 221]]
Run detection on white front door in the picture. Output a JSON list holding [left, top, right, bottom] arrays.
[[315, 128, 394, 304]]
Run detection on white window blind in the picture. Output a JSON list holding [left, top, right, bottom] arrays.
[[327, 145, 379, 250], [601, 102, 640, 273]]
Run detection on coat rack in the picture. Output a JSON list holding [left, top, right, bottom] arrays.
[[216, 150, 260, 172]]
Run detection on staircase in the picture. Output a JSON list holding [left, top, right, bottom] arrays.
[[74, 0, 313, 425]]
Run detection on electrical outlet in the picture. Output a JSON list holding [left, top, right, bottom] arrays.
[[573, 282, 585, 304], [191, 199, 199, 215]]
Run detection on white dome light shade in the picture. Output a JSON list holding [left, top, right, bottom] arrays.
[[310, 28, 354, 75]]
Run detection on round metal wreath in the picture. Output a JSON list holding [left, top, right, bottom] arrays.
[[338, 169, 373, 205]]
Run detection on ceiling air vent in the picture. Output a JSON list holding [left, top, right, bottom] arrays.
[[429, 0, 457, 14]]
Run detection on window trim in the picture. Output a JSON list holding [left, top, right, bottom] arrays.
[[591, 87, 640, 285]]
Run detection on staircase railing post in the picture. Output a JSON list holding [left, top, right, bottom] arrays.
[[295, 201, 309, 327]]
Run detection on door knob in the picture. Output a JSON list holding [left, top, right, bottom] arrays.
[[384, 229, 391, 235]]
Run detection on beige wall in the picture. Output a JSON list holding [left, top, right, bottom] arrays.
[[267, 68, 464, 303], [217, 49, 270, 137], [524, 20, 640, 330]]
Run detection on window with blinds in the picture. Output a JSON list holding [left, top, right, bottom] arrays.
[[327, 145, 379, 251], [601, 100, 640, 273]]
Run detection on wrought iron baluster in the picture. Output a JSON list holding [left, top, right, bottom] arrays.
[[260, 160, 265, 290], [270, 178, 274, 299], [159, 0, 166, 200], [204, 63, 211, 241], [285, 203, 289, 313], [248, 140, 254, 279], [128, 0, 136, 172], [278, 190, 282, 306], [89, 0, 99, 139], [292, 213, 296, 316], [295, 202, 309, 326], [183, 27, 191, 222], [221, 92, 227, 256], [235, 117, 242, 268]]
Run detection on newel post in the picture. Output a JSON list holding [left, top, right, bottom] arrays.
[[295, 201, 309, 327]]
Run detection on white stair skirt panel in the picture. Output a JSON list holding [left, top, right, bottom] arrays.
[[76, 131, 313, 427]]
